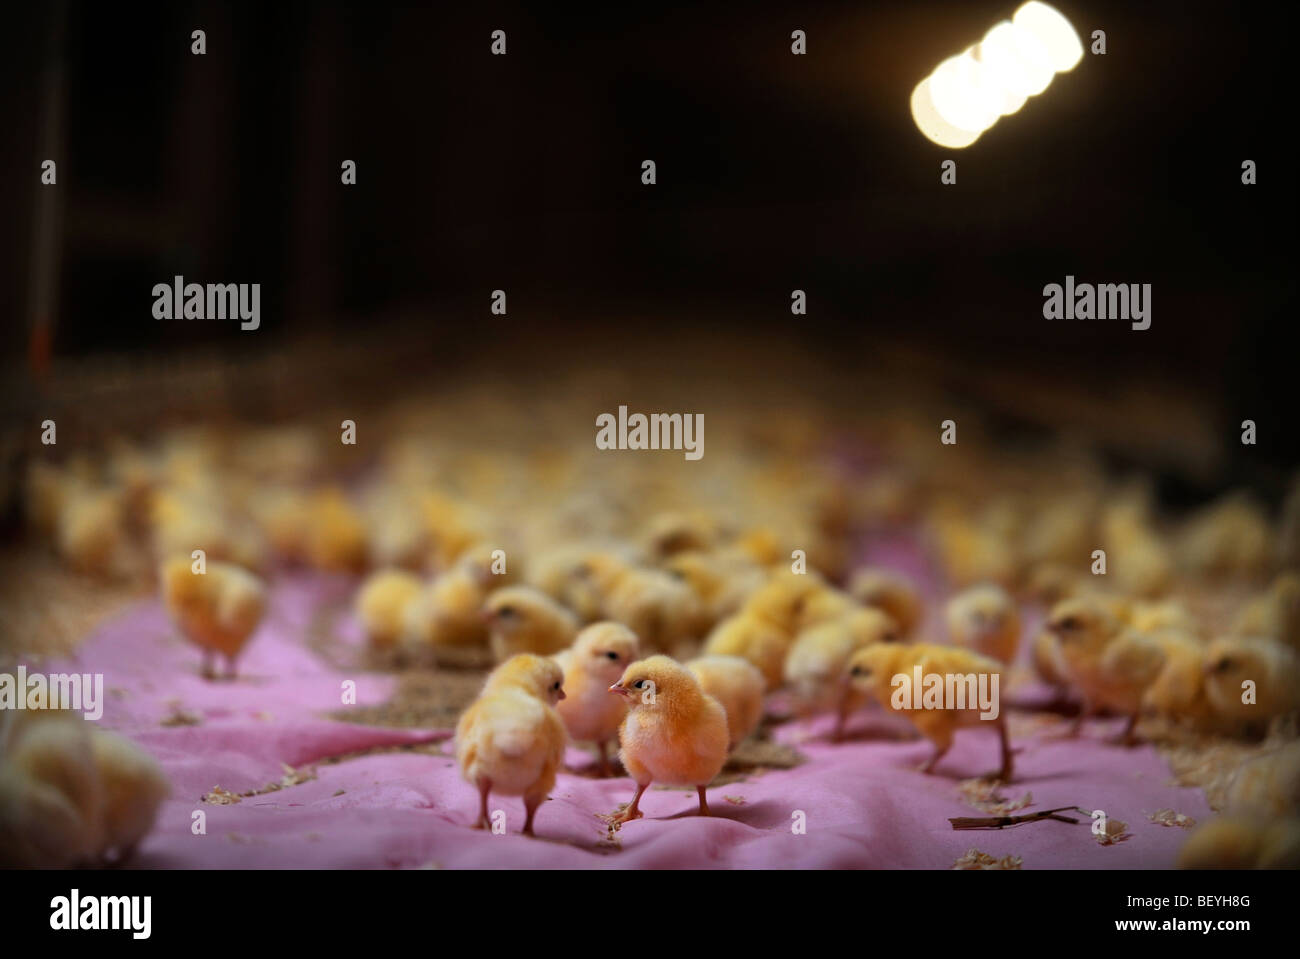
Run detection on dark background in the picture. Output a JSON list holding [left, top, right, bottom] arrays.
[[1, 1, 1294, 492]]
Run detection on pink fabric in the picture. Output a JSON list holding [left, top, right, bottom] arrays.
[[28, 575, 1211, 869]]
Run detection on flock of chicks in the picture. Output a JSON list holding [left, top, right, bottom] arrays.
[[9, 389, 1300, 866]]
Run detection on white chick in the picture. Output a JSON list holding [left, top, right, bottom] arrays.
[[553, 622, 640, 774], [686, 654, 766, 749]]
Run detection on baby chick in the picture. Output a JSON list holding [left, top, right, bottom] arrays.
[[1224, 741, 1300, 818], [1045, 597, 1166, 743], [484, 586, 579, 662], [602, 567, 704, 655], [847, 567, 923, 638], [703, 611, 792, 688], [845, 642, 1015, 780], [405, 559, 496, 651], [945, 584, 1021, 665], [1203, 635, 1300, 734], [1030, 630, 1070, 689], [161, 556, 268, 678], [1141, 629, 1213, 727], [784, 607, 899, 739], [88, 728, 169, 863], [1231, 572, 1300, 652], [57, 481, 130, 578], [686, 654, 766, 748], [553, 622, 640, 774], [742, 571, 856, 637], [303, 487, 369, 573], [609, 655, 729, 822], [1177, 817, 1300, 869], [455, 654, 567, 835], [0, 712, 104, 867], [355, 569, 424, 651]]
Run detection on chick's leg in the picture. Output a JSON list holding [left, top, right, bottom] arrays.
[[223, 654, 238, 680], [474, 779, 492, 830], [613, 782, 649, 824], [1113, 712, 1140, 747], [200, 649, 216, 680], [996, 719, 1015, 782], [596, 740, 610, 777], [522, 791, 544, 837], [696, 785, 711, 817]]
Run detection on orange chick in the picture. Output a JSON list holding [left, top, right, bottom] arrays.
[[945, 583, 1021, 665], [609, 655, 729, 822], [160, 556, 267, 678]]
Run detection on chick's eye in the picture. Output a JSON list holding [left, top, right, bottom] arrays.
[[606, 651, 619, 660], [850, 666, 863, 676], [1058, 616, 1079, 631], [499, 606, 515, 617], [633, 679, 644, 688], [1216, 659, 1233, 673], [552, 681, 560, 690]]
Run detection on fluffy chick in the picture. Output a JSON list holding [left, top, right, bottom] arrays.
[[0, 712, 104, 867], [686, 655, 766, 749], [1177, 817, 1300, 869], [845, 642, 1015, 780], [405, 560, 496, 651], [1203, 635, 1300, 734], [303, 488, 369, 573], [1045, 597, 1166, 743], [1031, 630, 1070, 689], [610, 655, 729, 822], [1141, 629, 1214, 727], [553, 622, 640, 774], [455, 654, 567, 835], [1231, 572, 1300, 652], [702, 611, 792, 688], [945, 583, 1021, 665], [602, 566, 704, 655], [355, 569, 424, 650], [161, 556, 268, 678], [784, 607, 899, 739], [57, 482, 130, 578], [88, 728, 169, 863], [742, 571, 856, 637], [484, 586, 579, 662], [847, 567, 923, 638], [1225, 741, 1300, 818]]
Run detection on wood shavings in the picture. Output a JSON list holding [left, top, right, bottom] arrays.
[[1095, 817, 1130, 845], [723, 795, 747, 805], [952, 848, 1022, 870], [1148, 808, 1197, 828], [957, 777, 1033, 814], [203, 786, 241, 805], [160, 699, 202, 726]]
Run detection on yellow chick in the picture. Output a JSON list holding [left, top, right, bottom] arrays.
[[57, 482, 130, 578], [1045, 597, 1167, 743], [1141, 629, 1213, 727], [1030, 630, 1070, 689], [602, 567, 704, 654], [455, 654, 567, 835], [1225, 741, 1300, 818], [703, 611, 792, 688], [0, 712, 104, 867], [88, 728, 169, 863], [742, 571, 856, 637], [1179, 492, 1273, 579], [404, 560, 497, 650], [484, 586, 579, 662], [552, 622, 640, 774], [530, 546, 630, 622], [1177, 817, 1300, 869], [355, 569, 425, 650], [845, 642, 1015, 780], [663, 549, 764, 626], [641, 510, 718, 559], [686, 654, 766, 748], [609, 655, 729, 822], [1203, 635, 1300, 733], [1231, 572, 1300, 652], [784, 608, 899, 739], [1128, 599, 1199, 636], [945, 583, 1021, 665], [160, 556, 268, 678], [303, 488, 369, 573], [847, 567, 923, 638]]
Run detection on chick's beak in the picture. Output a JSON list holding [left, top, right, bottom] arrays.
[[557, 688, 567, 700], [609, 684, 630, 697]]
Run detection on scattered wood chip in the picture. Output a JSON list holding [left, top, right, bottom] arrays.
[[953, 848, 1022, 870], [1095, 817, 1131, 845], [723, 795, 747, 806], [160, 704, 202, 727], [957, 777, 1033, 814], [1149, 808, 1196, 829], [203, 786, 241, 805]]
